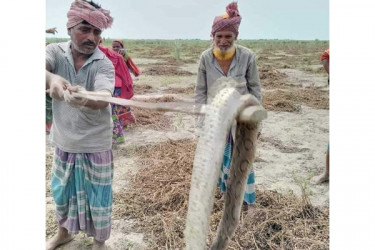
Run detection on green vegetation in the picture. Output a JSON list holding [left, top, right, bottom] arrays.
[[46, 38, 329, 74], [173, 40, 181, 60]]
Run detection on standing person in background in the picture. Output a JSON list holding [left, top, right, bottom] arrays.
[[112, 39, 141, 76], [45, 1, 115, 249], [321, 49, 329, 81], [311, 49, 329, 184], [98, 39, 131, 144], [111, 39, 141, 127], [194, 2, 262, 211]]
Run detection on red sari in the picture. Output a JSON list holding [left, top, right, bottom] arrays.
[[99, 46, 136, 128]]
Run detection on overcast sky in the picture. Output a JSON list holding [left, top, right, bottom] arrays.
[[46, 0, 329, 40]]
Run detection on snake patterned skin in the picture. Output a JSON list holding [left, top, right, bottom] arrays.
[[185, 86, 261, 250]]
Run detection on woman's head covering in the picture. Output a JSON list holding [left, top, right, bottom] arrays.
[[211, 2, 241, 37], [112, 39, 124, 48], [66, 0, 113, 30]]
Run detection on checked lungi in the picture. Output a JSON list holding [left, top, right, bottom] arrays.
[[218, 131, 256, 205], [51, 147, 114, 241]]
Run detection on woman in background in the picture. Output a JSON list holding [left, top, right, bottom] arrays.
[[111, 39, 141, 127], [98, 39, 133, 144]]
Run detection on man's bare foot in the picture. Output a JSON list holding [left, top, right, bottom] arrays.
[[46, 227, 73, 250], [310, 173, 329, 184], [92, 239, 106, 250]]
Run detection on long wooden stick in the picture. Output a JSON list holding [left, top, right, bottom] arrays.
[[72, 90, 267, 123]]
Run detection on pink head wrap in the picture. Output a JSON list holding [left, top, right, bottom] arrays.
[[211, 2, 242, 37], [66, 0, 113, 30]]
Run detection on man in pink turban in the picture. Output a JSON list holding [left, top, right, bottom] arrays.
[[46, 1, 115, 249], [195, 2, 262, 212], [211, 1, 242, 38], [66, 0, 113, 31]]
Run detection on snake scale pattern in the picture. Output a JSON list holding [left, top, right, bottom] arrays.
[[185, 87, 261, 250]]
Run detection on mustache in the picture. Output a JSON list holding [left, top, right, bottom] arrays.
[[82, 41, 96, 46]]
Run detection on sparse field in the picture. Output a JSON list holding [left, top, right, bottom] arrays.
[[46, 39, 329, 249]]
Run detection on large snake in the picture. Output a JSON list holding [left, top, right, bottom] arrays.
[[185, 87, 266, 249], [73, 85, 267, 249]]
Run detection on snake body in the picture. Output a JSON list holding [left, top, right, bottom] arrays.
[[185, 87, 262, 249]]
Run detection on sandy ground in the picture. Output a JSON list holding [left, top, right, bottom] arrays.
[[46, 60, 329, 249], [256, 105, 329, 207], [280, 68, 327, 88]]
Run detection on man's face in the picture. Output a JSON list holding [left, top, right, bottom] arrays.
[[68, 23, 102, 55], [213, 30, 237, 53], [112, 41, 122, 53]]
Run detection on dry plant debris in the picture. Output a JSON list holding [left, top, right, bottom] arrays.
[[127, 95, 177, 130], [113, 139, 197, 249], [263, 89, 329, 112], [259, 65, 289, 89], [138, 46, 171, 58], [165, 86, 195, 95], [142, 96, 177, 103], [143, 65, 194, 76], [263, 99, 301, 113], [133, 84, 154, 95], [113, 139, 329, 249], [130, 107, 171, 130]]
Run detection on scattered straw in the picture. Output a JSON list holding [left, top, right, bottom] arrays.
[[143, 65, 194, 76], [209, 190, 329, 250], [113, 139, 196, 248], [113, 139, 329, 249], [130, 107, 171, 130], [263, 88, 329, 112], [138, 46, 171, 58], [263, 99, 301, 113], [259, 65, 289, 89], [128, 96, 176, 130], [133, 84, 154, 95], [143, 96, 177, 103], [165, 86, 195, 95]]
